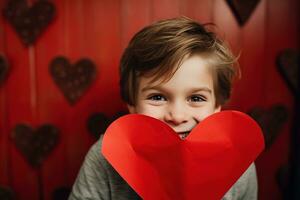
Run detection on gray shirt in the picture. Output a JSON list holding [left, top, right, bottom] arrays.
[[69, 136, 258, 200]]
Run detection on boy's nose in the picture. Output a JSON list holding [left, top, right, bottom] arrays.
[[164, 103, 188, 126]]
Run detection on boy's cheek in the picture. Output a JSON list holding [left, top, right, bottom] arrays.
[[193, 107, 220, 122], [135, 105, 164, 120]]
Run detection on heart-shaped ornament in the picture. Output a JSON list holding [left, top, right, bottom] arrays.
[[11, 124, 60, 168], [3, 0, 56, 46], [276, 49, 299, 96], [0, 186, 14, 200], [52, 187, 71, 200], [49, 56, 97, 105], [102, 111, 264, 200], [248, 105, 288, 150], [276, 164, 289, 198], [226, 0, 261, 26], [87, 111, 128, 139], [0, 55, 9, 86]]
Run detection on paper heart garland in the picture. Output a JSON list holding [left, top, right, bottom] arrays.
[[102, 111, 264, 200], [49, 56, 97, 105], [0, 55, 9, 86], [226, 0, 260, 26], [248, 104, 288, 150], [276, 49, 299, 96], [87, 111, 128, 139], [11, 124, 60, 168], [3, 0, 56, 46]]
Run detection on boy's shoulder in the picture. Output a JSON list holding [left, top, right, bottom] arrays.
[[223, 163, 258, 199], [87, 135, 129, 180], [87, 135, 110, 166]]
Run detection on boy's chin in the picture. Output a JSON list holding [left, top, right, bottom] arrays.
[[178, 131, 190, 140]]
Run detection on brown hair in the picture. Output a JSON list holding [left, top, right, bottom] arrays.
[[120, 16, 239, 106]]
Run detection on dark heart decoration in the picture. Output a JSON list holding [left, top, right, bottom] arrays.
[[52, 187, 71, 200], [248, 104, 288, 150], [226, 0, 261, 26], [3, 0, 56, 46], [87, 111, 128, 139], [0, 55, 9, 86], [49, 56, 97, 105], [0, 186, 14, 200], [276, 164, 289, 198], [276, 49, 299, 96], [11, 124, 60, 168]]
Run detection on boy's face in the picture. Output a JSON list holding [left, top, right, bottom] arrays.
[[128, 54, 221, 139]]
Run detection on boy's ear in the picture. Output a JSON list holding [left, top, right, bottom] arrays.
[[214, 105, 221, 113], [127, 104, 136, 114]]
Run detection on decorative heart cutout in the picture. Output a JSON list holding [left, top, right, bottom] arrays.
[[11, 124, 60, 168], [0, 186, 14, 200], [226, 0, 260, 26], [49, 56, 97, 105], [102, 111, 264, 199], [3, 0, 55, 46], [0, 55, 9, 86], [52, 187, 71, 200], [276, 49, 299, 96], [87, 111, 128, 139], [248, 104, 288, 150], [276, 164, 289, 198]]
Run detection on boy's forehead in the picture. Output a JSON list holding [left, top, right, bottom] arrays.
[[137, 54, 196, 86], [138, 75, 169, 91], [136, 53, 217, 95], [138, 67, 178, 88], [139, 60, 214, 92]]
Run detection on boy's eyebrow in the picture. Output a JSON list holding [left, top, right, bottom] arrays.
[[141, 85, 212, 94], [141, 85, 165, 93], [188, 87, 212, 94]]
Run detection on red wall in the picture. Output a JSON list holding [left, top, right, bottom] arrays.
[[0, 0, 298, 199]]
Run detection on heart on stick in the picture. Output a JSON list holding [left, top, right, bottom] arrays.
[[226, 0, 261, 26], [49, 56, 97, 105], [87, 111, 128, 139], [102, 110, 264, 200], [11, 124, 59, 168], [3, 0, 56, 46], [276, 49, 299, 96], [0, 186, 14, 200], [248, 104, 288, 150], [0, 55, 9, 86]]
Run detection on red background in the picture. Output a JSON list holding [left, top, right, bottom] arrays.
[[0, 0, 298, 199]]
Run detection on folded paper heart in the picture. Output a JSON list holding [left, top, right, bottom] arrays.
[[102, 110, 264, 200]]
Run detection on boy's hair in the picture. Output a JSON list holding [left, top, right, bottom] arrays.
[[120, 16, 240, 107]]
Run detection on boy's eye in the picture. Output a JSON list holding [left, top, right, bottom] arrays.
[[189, 95, 206, 102], [148, 94, 167, 101]]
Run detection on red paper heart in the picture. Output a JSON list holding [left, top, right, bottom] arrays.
[[102, 111, 264, 200]]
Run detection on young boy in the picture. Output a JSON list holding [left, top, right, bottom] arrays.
[[69, 17, 258, 200]]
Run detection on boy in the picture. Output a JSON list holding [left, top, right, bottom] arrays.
[[69, 17, 258, 200]]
